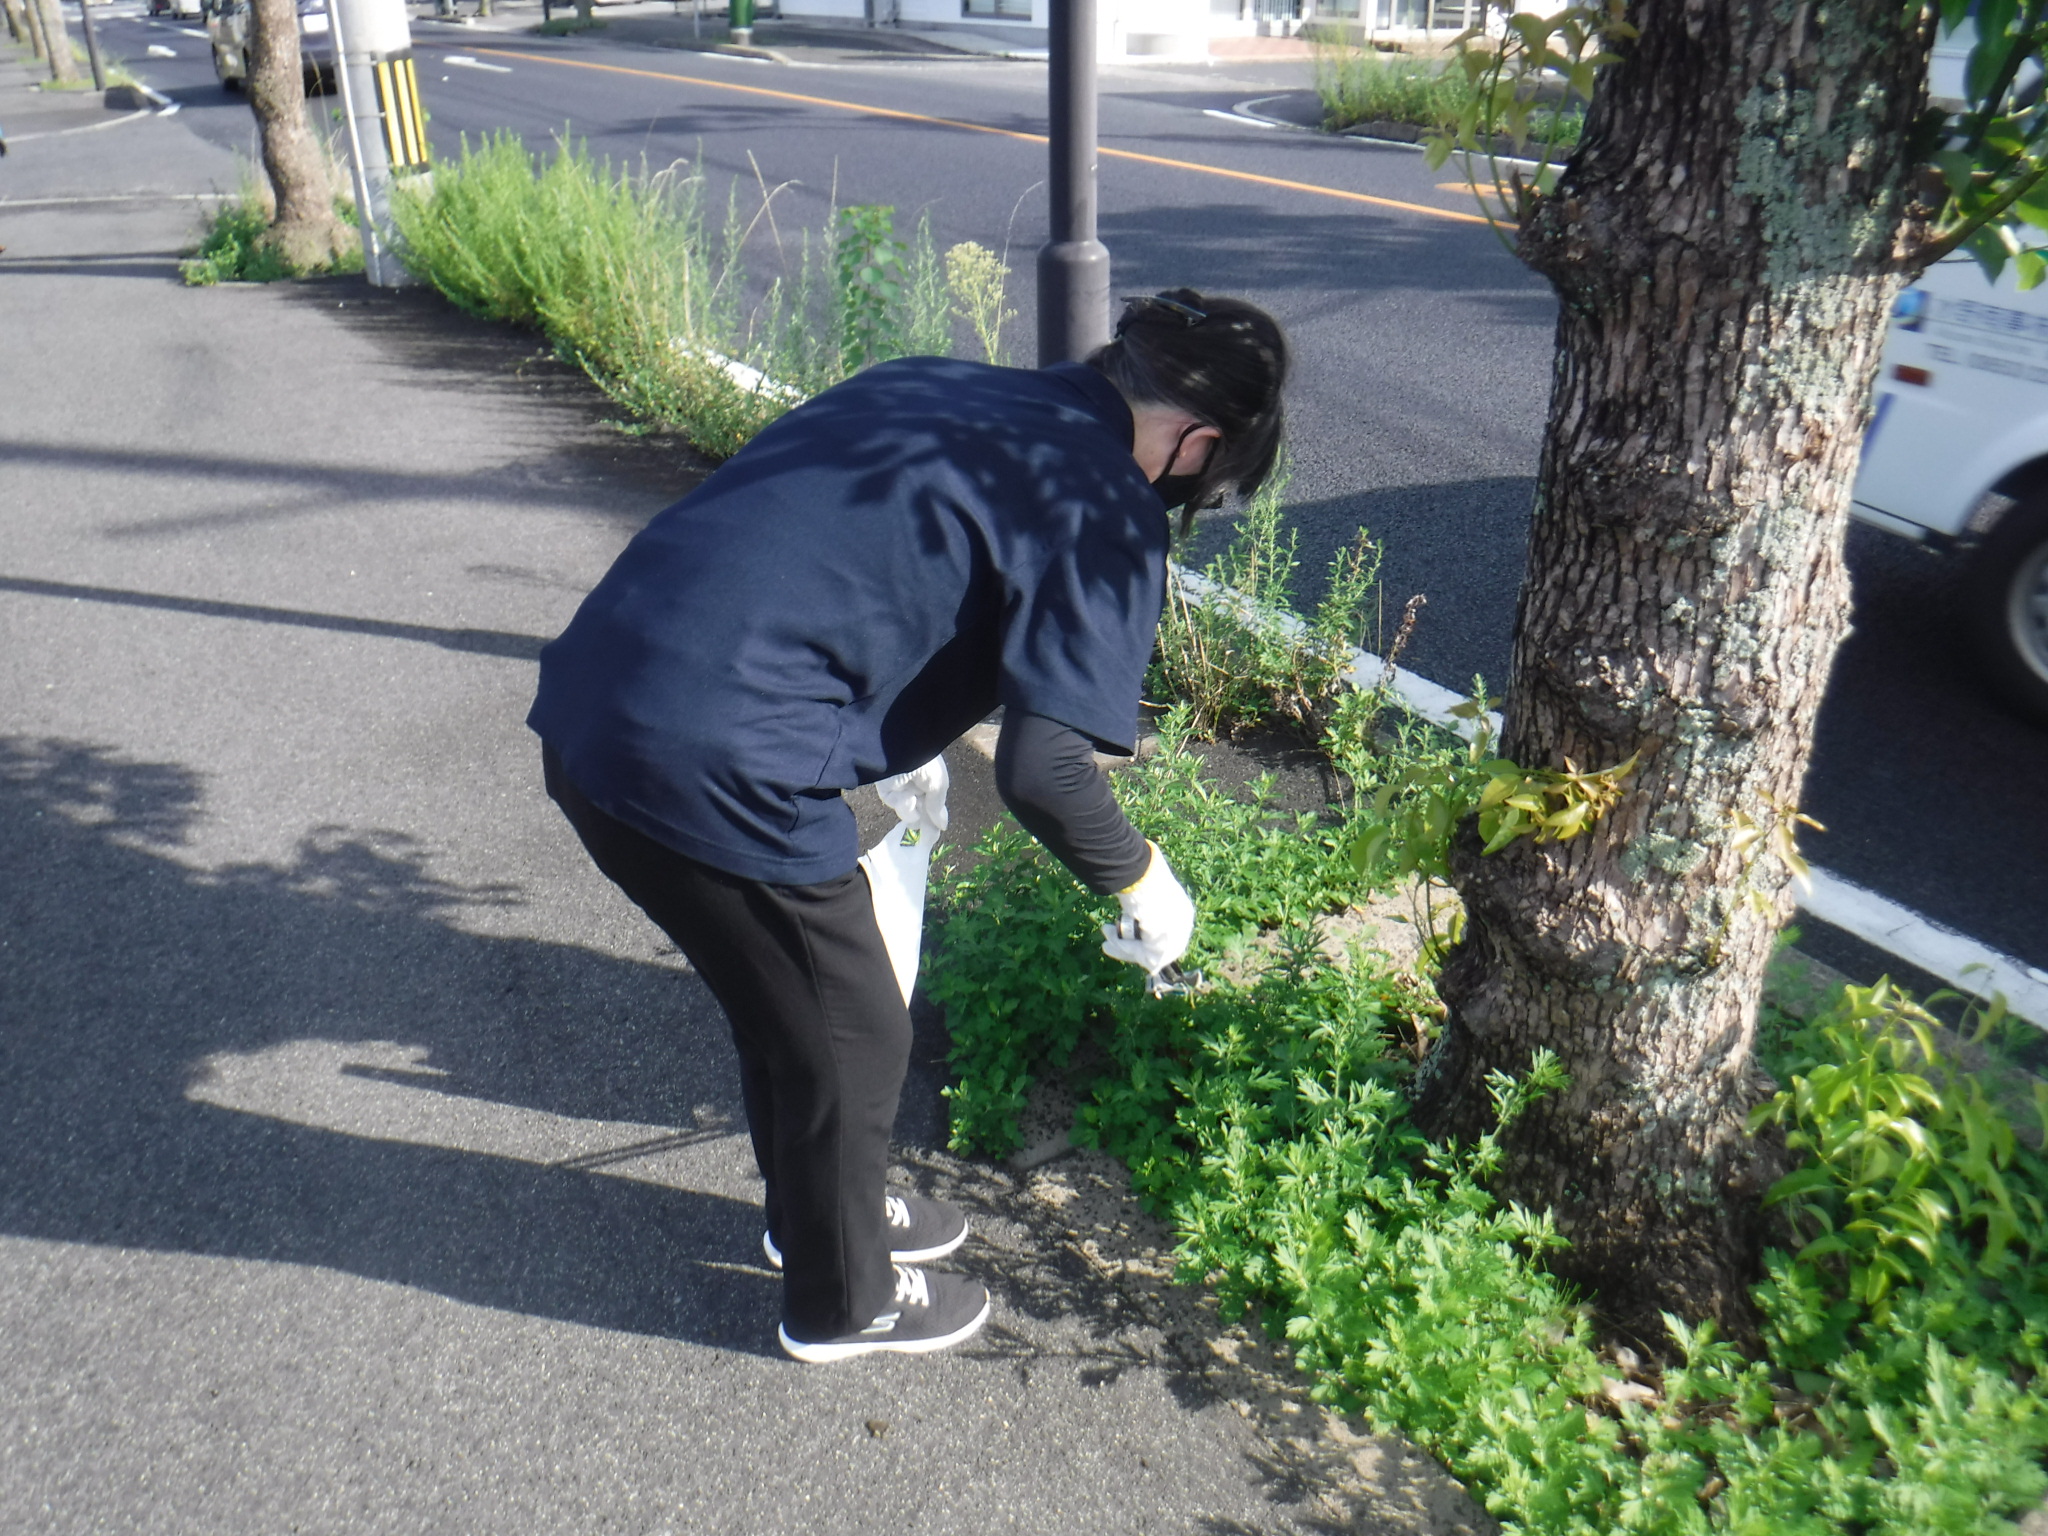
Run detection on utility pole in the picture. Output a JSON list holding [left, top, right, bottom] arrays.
[[330, 0, 423, 287], [75, 0, 106, 90], [1037, 0, 1109, 366]]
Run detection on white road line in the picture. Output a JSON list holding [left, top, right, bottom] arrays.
[[1801, 871, 2048, 1026], [441, 53, 512, 72], [0, 192, 227, 206], [1174, 564, 2048, 1027], [1, 110, 153, 142], [1203, 108, 1278, 129]]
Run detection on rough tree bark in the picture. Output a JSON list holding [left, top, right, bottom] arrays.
[[1414, 0, 1938, 1347], [32, 0, 79, 82], [3, 0, 31, 52], [246, 0, 352, 269]]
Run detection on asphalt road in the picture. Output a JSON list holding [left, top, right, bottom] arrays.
[[89, 0, 2048, 977]]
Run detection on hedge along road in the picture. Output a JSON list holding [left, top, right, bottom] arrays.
[[132, 17, 2048, 985]]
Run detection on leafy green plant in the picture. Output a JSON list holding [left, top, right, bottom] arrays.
[[944, 240, 1016, 365], [904, 212, 951, 358], [393, 136, 1006, 458], [182, 177, 363, 285], [834, 203, 909, 375], [927, 710, 1373, 1156], [928, 691, 2048, 1535], [1342, 684, 1636, 961], [1307, 37, 1478, 133], [1752, 981, 2046, 1318], [389, 134, 785, 455], [1419, 3, 1632, 242], [1151, 470, 1382, 740], [1308, 33, 1585, 148]]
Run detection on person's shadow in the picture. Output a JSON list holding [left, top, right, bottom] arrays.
[[0, 734, 813, 1355]]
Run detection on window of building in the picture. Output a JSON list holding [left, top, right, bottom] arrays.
[[962, 0, 1032, 18]]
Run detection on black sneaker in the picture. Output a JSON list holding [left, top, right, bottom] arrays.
[[762, 1192, 968, 1270], [777, 1265, 991, 1363]]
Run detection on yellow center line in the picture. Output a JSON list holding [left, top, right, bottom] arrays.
[[470, 47, 1491, 226]]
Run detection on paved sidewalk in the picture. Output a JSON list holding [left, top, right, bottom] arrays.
[[0, 44, 1486, 1536]]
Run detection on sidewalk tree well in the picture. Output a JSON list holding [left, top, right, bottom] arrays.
[[1413, 0, 2048, 1348], [245, 0, 352, 269]]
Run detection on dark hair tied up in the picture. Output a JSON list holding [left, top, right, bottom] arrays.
[[1087, 288, 1289, 532]]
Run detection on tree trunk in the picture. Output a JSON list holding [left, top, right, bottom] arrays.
[[1415, 0, 1936, 1348], [246, 0, 351, 270], [33, 0, 78, 81], [15, 0, 45, 58], [3, 0, 30, 51]]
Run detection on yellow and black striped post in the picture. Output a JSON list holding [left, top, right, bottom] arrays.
[[371, 53, 430, 173], [331, 0, 426, 284]]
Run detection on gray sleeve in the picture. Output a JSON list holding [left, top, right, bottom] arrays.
[[994, 711, 1152, 895]]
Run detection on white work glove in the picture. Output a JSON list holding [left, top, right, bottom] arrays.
[[1100, 842, 1195, 975], [874, 756, 949, 836]]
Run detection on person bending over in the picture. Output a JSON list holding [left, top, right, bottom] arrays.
[[529, 290, 1289, 1361]]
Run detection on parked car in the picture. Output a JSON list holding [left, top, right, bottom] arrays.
[[149, 0, 206, 20], [205, 0, 335, 93], [1852, 256, 2048, 725]]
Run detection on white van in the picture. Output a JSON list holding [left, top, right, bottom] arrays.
[[1851, 257, 2048, 725]]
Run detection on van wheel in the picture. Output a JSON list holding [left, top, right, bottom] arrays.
[[1967, 495, 2048, 726]]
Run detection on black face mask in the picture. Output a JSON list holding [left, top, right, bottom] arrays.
[[1151, 423, 1216, 512]]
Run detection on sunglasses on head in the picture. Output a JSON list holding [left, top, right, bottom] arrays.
[[1116, 294, 1209, 333]]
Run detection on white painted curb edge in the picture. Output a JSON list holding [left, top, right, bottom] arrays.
[[1171, 563, 2048, 1027], [1798, 869, 2048, 1029]]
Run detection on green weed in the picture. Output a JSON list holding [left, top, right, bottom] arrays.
[[945, 240, 1016, 365], [390, 134, 1019, 459], [1308, 35, 1584, 146], [1151, 469, 1382, 740], [930, 755, 2048, 1532], [930, 683, 2048, 1536], [180, 178, 364, 285]]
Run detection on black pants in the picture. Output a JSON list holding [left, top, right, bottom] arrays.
[[543, 746, 909, 1339]]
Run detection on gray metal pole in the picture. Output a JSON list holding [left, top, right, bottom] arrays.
[[328, 0, 408, 287], [1036, 0, 1109, 366], [75, 0, 106, 90]]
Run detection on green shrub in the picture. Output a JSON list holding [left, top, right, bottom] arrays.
[[927, 708, 1382, 1157], [391, 134, 1019, 459], [1152, 470, 1382, 740], [1308, 36, 1583, 147], [928, 726, 2048, 1533], [390, 134, 788, 456], [181, 183, 364, 286], [1310, 40, 1478, 132]]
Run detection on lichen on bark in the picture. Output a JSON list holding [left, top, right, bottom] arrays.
[[1414, 0, 1937, 1348]]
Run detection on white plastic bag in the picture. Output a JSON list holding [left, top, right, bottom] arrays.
[[860, 819, 935, 1007]]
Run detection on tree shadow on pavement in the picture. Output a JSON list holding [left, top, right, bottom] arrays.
[[0, 734, 783, 1355], [274, 276, 717, 517], [0, 727, 1496, 1529]]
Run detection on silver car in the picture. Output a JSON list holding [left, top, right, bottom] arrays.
[[207, 0, 336, 92]]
